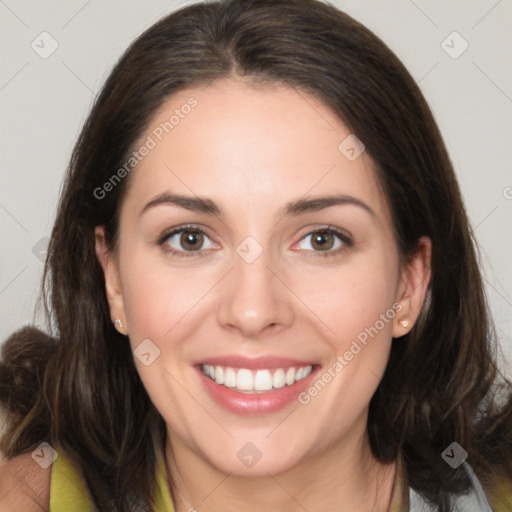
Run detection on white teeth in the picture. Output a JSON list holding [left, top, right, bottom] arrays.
[[237, 369, 253, 390], [214, 366, 224, 385], [201, 364, 314, 393], [272, 368, 286, 389], [203, 364, 214, 379], [224, 367, 237, 387], [295, 365, 312, 381], [254, 369, 273, 391]]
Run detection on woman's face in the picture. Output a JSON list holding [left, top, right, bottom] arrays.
[[96, 79, 430, 476]]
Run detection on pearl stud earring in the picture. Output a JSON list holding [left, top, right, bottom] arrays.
[[114, 318, 125, 333]]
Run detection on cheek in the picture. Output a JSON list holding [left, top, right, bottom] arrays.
[[299, 251, 399, 351], [299, 251, 399, 410], [119, 255, 197, 429], [121, 251, 209, 341], [119, 248, 217, 389]]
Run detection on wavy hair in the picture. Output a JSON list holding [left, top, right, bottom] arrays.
[[1, 0, 511, 510]]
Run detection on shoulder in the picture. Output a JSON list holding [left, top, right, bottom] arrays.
[[482, 474, 512, 512], [460, 462, 512, 512], [0, 451, 51, 511]]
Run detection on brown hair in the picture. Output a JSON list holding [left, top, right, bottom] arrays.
[[1, 0, 511, 510]]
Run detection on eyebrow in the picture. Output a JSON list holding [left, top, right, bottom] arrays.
[[139, 192, 376, 219]]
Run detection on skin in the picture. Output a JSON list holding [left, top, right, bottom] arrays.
[[95, 78, 431, 512]]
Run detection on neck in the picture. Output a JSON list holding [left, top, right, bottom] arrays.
[[164, 417, 397, 512]]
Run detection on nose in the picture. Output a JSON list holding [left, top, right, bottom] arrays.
[[217, 246, 294, 339]]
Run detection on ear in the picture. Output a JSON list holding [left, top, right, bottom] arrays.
[[94, 226, 128, 334], [392, 236, 432, 338]]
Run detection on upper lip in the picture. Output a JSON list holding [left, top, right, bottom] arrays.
[[195, 355, 318, 370]]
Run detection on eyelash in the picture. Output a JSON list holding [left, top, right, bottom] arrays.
[[157, 224, 214, 259], [156, 224, 353, 259]]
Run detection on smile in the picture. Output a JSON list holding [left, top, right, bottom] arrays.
[[201, 364, 313, 393]]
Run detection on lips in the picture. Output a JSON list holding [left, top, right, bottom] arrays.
[[193, 355, 319, 415]]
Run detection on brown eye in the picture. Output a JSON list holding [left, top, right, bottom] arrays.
[[179, 230, 204, 251], [296, 227, 353, 257], [310, 230, 335, 251], [158, 225, 216, 258]]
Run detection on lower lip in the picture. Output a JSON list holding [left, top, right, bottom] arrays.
[[195, 366, 319, 416]]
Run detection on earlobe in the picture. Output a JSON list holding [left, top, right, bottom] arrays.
[[94, 226, 128, 333], [392, 236, 432, 338]]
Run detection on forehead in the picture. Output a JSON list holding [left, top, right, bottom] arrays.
[[121, 79, 390, 225]]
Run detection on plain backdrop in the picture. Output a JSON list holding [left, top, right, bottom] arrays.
[[1, 0, 511, 377]]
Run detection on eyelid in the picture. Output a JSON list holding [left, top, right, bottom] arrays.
[[295, 224, 352, 241], [293, 225, 354, 257], [157, 224, 218, 257], [157, 223, 353, 258]]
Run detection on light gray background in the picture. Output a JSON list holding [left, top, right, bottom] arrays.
[[1, 0, 511, 377]]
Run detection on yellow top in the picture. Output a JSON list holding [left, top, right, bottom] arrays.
[[49, 450, 175, 511], [49, 450, 511, 511]]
